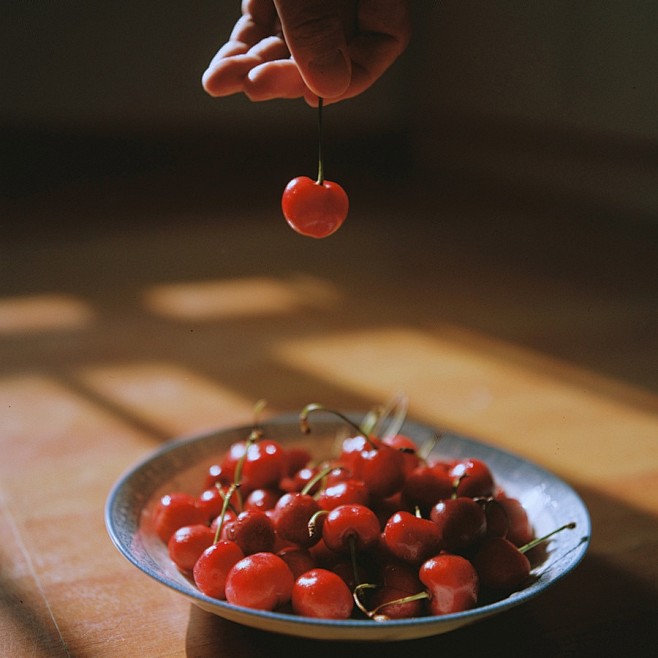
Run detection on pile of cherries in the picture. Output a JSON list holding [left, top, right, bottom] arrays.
[[151, 403, 574, 620]]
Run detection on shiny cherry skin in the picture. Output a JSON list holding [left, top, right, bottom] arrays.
[[357, 441, 406, 500], [203, 462, 233, 489], [400, 464, 454, 517], [241, 439, 287, 490], [382, 511, 443, 565], [450, 458, 495, 498], [196, 485, 241, 522], [193, 540, 244, 600], [430, 496, 487, 552], [478, 497, 510, 538], [152, 492, 206, 543], [368, 586, 426, 620], [322, 504, 381, 554], [167, 524, 215, 573], [272, 492, 322, 548], [292, 568, 354, 619], [222, 509, 276, 555], [244, 488, 281, 512], [494, 494, 534, 546], [282, 176, 349, 238], [418, 554, 479, 616], [471, 535, 532, 591], [277, 547, 317, 579], [225, 552, 295, 611], [383, 433, 421, 476], [317, 478, 369, 511]]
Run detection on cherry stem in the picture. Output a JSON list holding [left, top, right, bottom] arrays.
[[348, 534, 361, 589], [230, 426, 262, 513], [212, 482, 238, 544], [353, 584, 429, 621], [301, 464, 342, 496], [307, 509, 329, 539], [418, 433, 444, 463], [520, 522, 577, 554], [299, 403, 377, 449], [316, 97, 324, 185]]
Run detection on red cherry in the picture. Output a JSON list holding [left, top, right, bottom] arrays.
[[382, 511, 443, 565], [418, 554, 479, 616], [197, 485, 241, 522], [321, 504, 381, 555], [282, 176, 348, 239], [203, 462, 233, 489], [152, 492, 205, 543], [193, 540, 244, 600], [356, 440, 406, 500], [167, 524, 215, 573], [282, 446, 313, 477], [478, 497, 510, 538], [449, 458, 495, 498], [291, 568, 354, 619], [244, 488, 281, 512], [225, 552, 295, 611], [317, 478, 369, 511], [430, 496, 487, 552], [277, 547, 317, 580], [471, 522, 576, 591], [494, 494, 534, 546], [223, 509, 276, 555], [400, 464, 453, 517], [272, 492, 322, 548], [383, 433, 420, 476], [241, 439, 287, 490], [470, 536, 532, 591]]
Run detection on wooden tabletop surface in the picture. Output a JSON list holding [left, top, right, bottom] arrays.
[[2, 159, 657, 657]]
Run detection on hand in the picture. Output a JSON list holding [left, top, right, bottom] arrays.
[[202, 0, 411, 104]]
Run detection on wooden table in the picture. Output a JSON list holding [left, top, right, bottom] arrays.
[[2, 159, 657, 657]]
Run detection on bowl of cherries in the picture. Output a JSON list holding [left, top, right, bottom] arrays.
[[106, 400, 590, 641]]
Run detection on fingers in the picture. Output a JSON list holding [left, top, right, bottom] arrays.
[[273, 0, 352, 99], [203, 0, 411, 103], [244, 60, 307, 101], [203, 35, 290, 97]]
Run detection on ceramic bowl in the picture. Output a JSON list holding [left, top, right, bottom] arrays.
[[105, 413, 590, 641]]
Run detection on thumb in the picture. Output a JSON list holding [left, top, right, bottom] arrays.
[[274, 0, 352, 98]]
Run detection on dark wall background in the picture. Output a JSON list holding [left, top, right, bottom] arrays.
[[2, 1, 657, 229]]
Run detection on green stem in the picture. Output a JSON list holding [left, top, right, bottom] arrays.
[[520, 522, 576, 554], [299, 403, 376, 448], [212, 483, 238, 544], [316, 97, 324, 185]]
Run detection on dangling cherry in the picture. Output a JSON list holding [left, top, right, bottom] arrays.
[[282, 99, 348, 238]]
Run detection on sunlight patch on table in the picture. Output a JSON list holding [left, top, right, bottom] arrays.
[[273, 326, 658, 487], [0, 294, 95, 334], [75, 361, 255, 437], [142, 275, 339, 321]]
